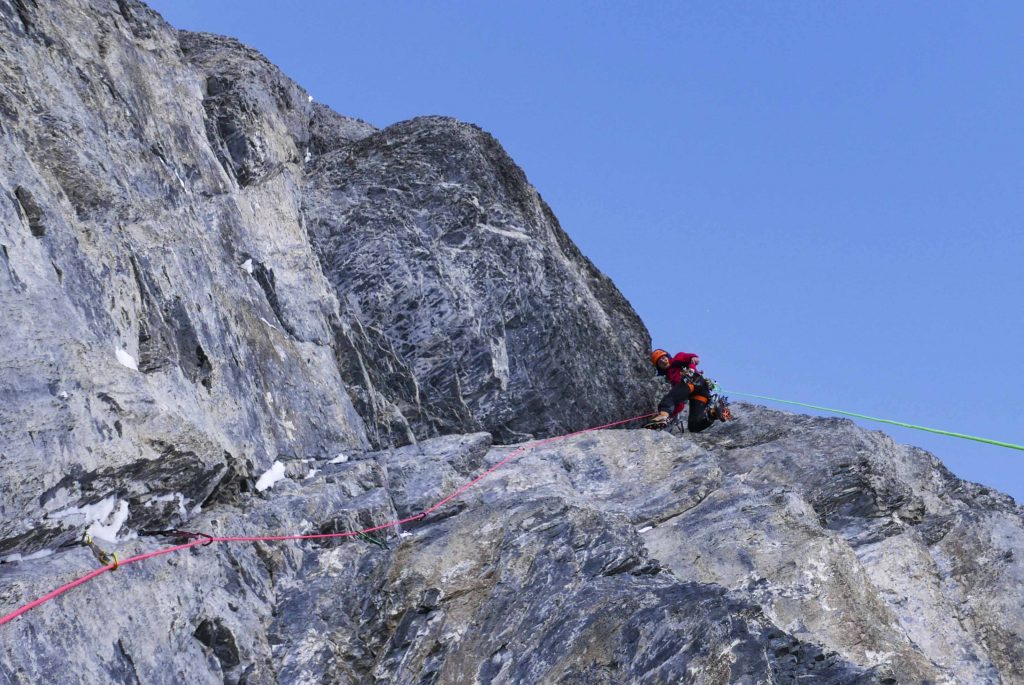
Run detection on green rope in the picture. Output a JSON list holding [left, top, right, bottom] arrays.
[[722, 390, 1024, 452], [356, 532, 389, 550]]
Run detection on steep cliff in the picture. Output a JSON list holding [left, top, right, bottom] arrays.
[[301, 114, 653, 445], [0, 0, 368, 560], [176, 30, 654, 448], [0, 0, 652, 559], [1, 2, 1022, 684]]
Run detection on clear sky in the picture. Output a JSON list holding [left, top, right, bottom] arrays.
[[147, 1, 1024, 504]]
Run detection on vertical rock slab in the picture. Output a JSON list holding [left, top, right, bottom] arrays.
[[303, 116, 656, 444], [0, 1, 369, 556]]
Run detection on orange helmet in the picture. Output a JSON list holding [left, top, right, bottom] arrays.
[[650, 349, 669, 367]]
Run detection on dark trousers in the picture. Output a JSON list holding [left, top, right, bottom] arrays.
[[658, 374, 715, 433], [686, 399, 715, 433]]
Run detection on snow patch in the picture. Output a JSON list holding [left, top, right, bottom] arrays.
[[241, 258, 254, 274], [115, 347, 138, 370], [143, 492, 189, 518], [41, 487, 76, 513], [255, 461, 287, 492], [329, 453, 349, 464], [305, 468, 319, 480], [718, 638, 742, 657], [2, 548, 55, 564], [54, 496, 131, 543], [88, 500, 130, 543]]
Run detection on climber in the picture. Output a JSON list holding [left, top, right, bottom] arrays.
[[645, 349, 731, 431]]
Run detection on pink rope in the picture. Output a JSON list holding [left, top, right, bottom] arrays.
[[0, 413, 653, 627]]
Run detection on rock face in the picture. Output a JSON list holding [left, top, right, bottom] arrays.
[[2, 1, 1023, 684], [4, 407, 1023, 684], [682, 407, 1024, 684], [0, 0, 650, 558], [176, 29, 654, 449], [301, 115, 653, 445], [0, 0, 368, 560]]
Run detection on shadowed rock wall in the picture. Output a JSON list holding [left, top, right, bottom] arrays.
[[302, 116, 654, 444]]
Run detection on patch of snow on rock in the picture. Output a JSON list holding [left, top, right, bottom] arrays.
[[255, 461, 287, 492], [54, 496, 131, 543], [115, 347, 138, 370], [88, 500, 130, 543], [2, 549, 55, 564]]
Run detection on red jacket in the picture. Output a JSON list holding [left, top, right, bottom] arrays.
[[664, 352, 699, 386], [659, 352, 702, 417]]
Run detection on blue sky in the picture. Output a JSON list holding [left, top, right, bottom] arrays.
[[148, 1, 1023, 504]]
